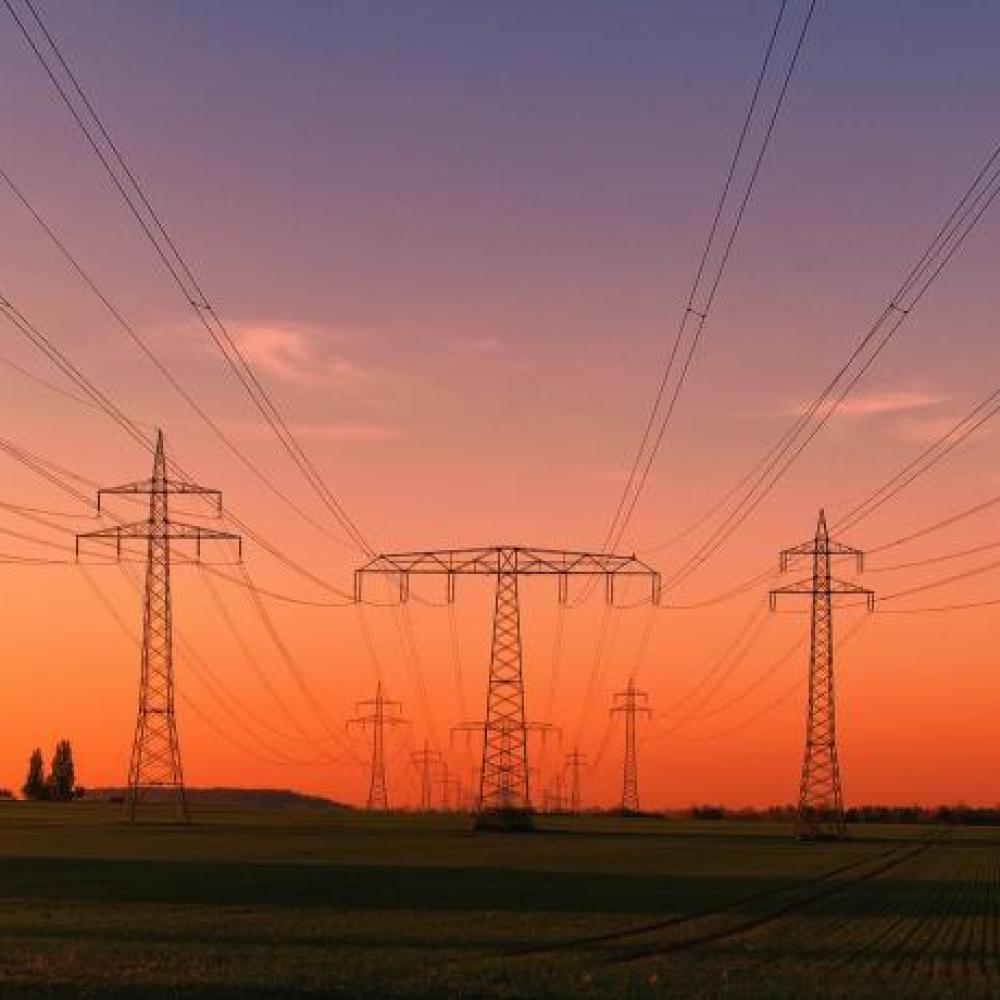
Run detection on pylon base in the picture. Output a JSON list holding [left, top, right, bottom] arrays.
[[474, 808, 536, 832]]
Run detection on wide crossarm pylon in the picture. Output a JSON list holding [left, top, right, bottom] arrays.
[[357, 546, 659, 831], [77, 431, 240, 821], [770, 510, 873, 841]]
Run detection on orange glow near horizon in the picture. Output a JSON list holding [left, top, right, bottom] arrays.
[[0, 2, 998, 810]]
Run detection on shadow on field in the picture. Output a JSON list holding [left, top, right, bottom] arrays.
[[0, 855, 991, 918]]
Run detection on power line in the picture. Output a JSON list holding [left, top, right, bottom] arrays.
[[658, 139, 1000, 588], [602, 0, 816, 553], [867, 492, 1000, 554], [82, 562, 336, 768], [834, 386, 1000, 535], [5, 0, 373, 555], [0, 164, 360, 554]]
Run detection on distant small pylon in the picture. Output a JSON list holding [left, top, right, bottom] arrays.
[[410, 739, 442, 812], [348, 681, 408, 810], [611, 678, 652, 813]]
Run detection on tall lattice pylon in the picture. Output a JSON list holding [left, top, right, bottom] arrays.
[[770, 510, 873, 840], [611, 678, 652, 813], [78, 431, 240, 821], [355, 546, 659, 831], [348, 681, 407, 810], [485, 554, 527, 815]]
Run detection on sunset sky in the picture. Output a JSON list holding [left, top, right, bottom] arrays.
[[0, 0, 998, 809]]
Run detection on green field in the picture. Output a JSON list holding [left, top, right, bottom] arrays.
[[0, 804, 995, 997]]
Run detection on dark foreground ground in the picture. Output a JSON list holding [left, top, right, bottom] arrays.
[[0, 803, 995, 997]]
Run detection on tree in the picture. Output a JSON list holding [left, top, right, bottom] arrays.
[[22, 748, 46, 801], [48, 740, 76, 802]]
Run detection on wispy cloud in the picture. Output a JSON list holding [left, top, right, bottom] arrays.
[[834, 390, 948, 417], [233, 324, 365, 385], [782, 389, 947, 420]]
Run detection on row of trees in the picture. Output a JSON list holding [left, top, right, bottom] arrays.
[[686, 803, 1000, 826], [22, 740, 78, 801]]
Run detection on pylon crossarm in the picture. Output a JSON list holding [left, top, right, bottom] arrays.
[[770, 578, 874, 611], [355, 546, 660, 604], [78, 521, 240, 557], [97, 480, 223, 511]]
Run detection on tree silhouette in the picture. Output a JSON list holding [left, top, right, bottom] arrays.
[[22, 748, 46, 801], [48, 740, 76, 802]]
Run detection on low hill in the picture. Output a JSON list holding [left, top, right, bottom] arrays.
[[83, 787, 351, 811]]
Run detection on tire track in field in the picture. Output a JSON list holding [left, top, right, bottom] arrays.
[[503, 841, 906, 960], [606, 830, 949, 965], [696, 840, 937, 988], [693, 828, 967, 993]]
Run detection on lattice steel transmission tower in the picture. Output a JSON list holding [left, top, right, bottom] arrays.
[[611, 678, 652, 813], [770, 510, 873, 841], [356, 547, 659, 830], [348, 681, 408, 810], [410, 739, 442, 812], [77, 431, 240, 821], [452, 718, 558, 814], [565, 749, 587, 813]]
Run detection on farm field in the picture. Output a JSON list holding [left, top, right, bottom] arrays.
[[0, 804, 995, 997]]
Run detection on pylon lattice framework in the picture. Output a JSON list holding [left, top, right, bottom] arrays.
[[452, 717, 559, 814], [77, 431, 240, 821], [348, 681, 407, 810], [611, 678, 651, 813], [770, 510, 873, 840], [356, 546, 659, 829]]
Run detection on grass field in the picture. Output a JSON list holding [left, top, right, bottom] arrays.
[[0, 803, 995, 997]]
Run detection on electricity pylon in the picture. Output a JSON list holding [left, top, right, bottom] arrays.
[[451, 718, 559, 813], [356, 546, 659, 830], [565, 749, 587, 813], [77, 431, 240, 821], [410, 739, 442, 812], [611, 678, 652, 813], [348, 681, 408, 810], [770, 510, 874, 841]]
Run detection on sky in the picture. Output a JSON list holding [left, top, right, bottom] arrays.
[[0, 0, 998, 809]]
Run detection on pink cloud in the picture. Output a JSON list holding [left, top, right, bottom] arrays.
[[233, 324, 365, 384]]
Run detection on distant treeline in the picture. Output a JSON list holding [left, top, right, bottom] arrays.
[[680, 804, 1000, 826]]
